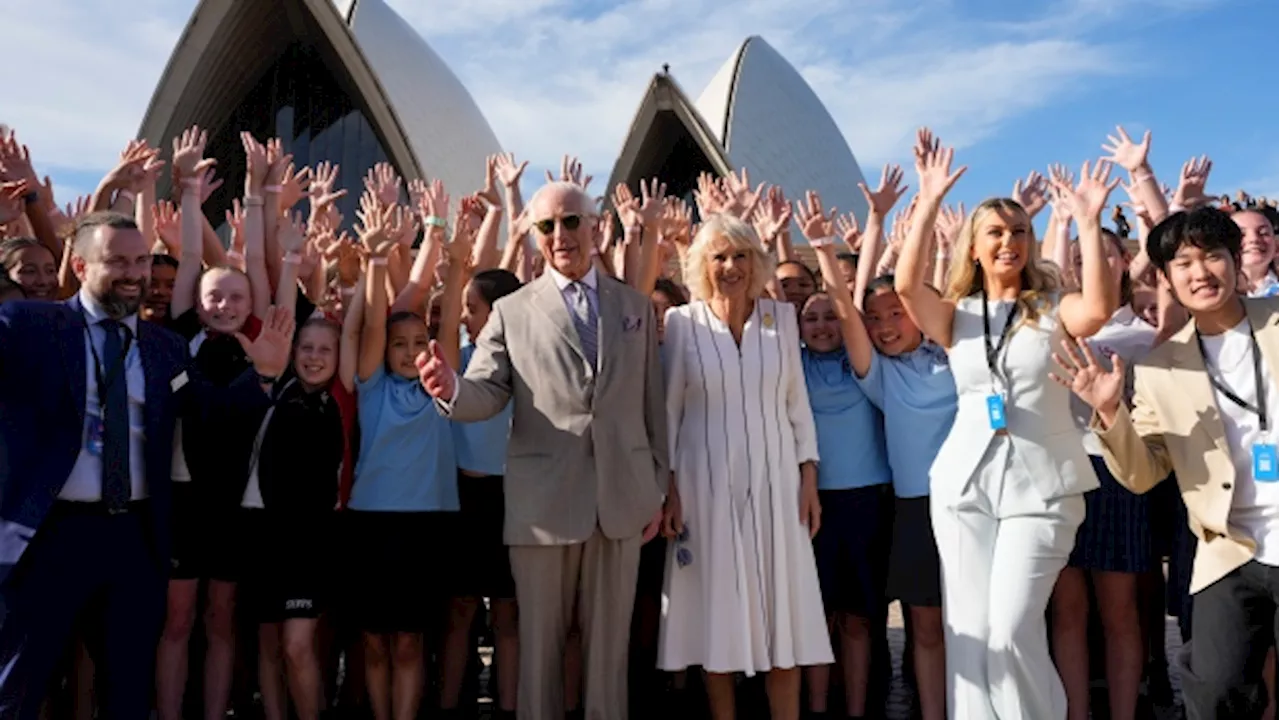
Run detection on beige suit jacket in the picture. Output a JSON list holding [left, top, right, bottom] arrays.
[[446, 272, 668, 546], [1092, 297, 1279, 593]]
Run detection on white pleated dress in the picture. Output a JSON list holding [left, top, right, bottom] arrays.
[[657, 299, 833, 675]]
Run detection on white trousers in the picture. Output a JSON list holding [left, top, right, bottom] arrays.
[[932, 438, 1085, 720]]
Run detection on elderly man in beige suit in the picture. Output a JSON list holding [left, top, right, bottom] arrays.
[[1057, 208, 1278, 720], [418, 181, 666, 720]]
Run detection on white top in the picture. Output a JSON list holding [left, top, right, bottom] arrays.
[[1072, 306, 1159, 456], [1200, 317, 1279, 567], [60, 289, 148, 501]]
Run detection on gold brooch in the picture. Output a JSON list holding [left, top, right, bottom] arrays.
[[762, 313, 774, 329]]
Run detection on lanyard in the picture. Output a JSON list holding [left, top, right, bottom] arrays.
[[980, 283, 1018, 379], [1196, 318, 1268, 433], [85, 319, 134, 412]]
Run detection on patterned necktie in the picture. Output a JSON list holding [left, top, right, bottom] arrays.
[[99, 319, 131, 511], [570, 282, 598, 369]]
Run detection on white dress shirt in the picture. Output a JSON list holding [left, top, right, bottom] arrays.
[[59, 289, 148, 501]]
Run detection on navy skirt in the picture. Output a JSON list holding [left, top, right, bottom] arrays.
[[1068, 455, 1153, 573]]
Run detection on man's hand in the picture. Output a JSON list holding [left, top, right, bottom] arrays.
[[1050, 336, 1125, 427], [416, 339, 456, 400], [642, 508, 663, 544]]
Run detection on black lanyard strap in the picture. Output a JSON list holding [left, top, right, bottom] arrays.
[[1196, 316, 1268, 433], [980, 283, 1019, 378], [85, 319, 134, 410]]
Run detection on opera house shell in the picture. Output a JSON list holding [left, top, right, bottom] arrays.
[[137, 0, 502, 233], [607, 36, 871, 237]]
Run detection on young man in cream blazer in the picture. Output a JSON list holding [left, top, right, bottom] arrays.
[[1059, 207, 1278, 720]]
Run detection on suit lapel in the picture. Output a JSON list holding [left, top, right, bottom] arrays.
[[59, 296, 88, 431], [136, 321, 167, 456], [531, 274, 589, 368], [1166, 322, 1232, 457], [595, 278, 621, 388]]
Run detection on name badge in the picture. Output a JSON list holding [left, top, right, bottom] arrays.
[[1253, 443, 1279, 482], [986, 394, 1007, 431], [86, 413, 104, 457]]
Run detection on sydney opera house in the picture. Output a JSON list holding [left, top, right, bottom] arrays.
[[139, 0, 870, 240]]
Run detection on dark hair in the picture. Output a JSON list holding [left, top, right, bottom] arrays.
[[0, 237, 54, 273], [387, 310, 426, 331], [0, 275, 25, 300], [776, 259, 817, 284], [469, 268, 523, 307], [862, 274, 896, 306], [72, 211, 138, 258], [653, 277, 688, 307], [836, 251, 858, 265], [151, 253, 180, 270], [1146, 208, 1242, 275]]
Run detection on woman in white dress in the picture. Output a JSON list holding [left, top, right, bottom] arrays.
[[895, 133, 1119, 720], [658, 213, 833, 720]]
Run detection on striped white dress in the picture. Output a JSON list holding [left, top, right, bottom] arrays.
[[657, 298, 833, 674]]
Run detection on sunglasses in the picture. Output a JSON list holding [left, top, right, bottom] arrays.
[[532, 214, 583, 235]]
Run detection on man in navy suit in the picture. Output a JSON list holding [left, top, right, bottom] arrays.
[[0, 212, 293, 719]]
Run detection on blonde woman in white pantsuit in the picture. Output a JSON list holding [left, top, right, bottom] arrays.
[[894, 132, 1120, 720]]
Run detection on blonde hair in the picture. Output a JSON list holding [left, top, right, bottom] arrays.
[[944, 197, 1060, 324], [683, 213, 774, 301]]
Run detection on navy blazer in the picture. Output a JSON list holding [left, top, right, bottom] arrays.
[[0, 297, 270, 587]]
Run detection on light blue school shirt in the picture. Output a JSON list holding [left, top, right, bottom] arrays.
[[452, 344, 513, 476], [858, 342, 958, 499], [349, 366, 459, 512], [801, 346, 891, 491]]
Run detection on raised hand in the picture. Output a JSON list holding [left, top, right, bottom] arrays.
[[750, 185, 792, 245], [265, 138, 293, 192], [858, 163, 907, 217], [549, 154, 592, 190], [1051, 159, 1120, 222], [239, 132, 269, 195], [1172, 155, 1212, 210], [1101, 125, 1152, 174], [635, 178, 667, 228], [1012, 170, 1049, 218], [936, 203, 966, 254], [365, 162, 402, 207], [197, 166, 223, 205], [1050, 337, 1125, 419], [0, 180, 29, 225], [278, 211, 307, 254], [417, 178, 449, 223], [722, 168, 764, 220], [153, 201, 181, 250], [238, 305, 296, 379], [660, 198, 693, 247], [835, 212, 861, 253], [446, 200, 478, 266], [0, 130, 38, 188], [794, 190, 838, 246], [171, 127, 214, 187], [355, 201, 402, 257], [309, 161, 347, 211], [494, 152, 528, 189], [914, 127, 940, 159], [416, 339, 456, 399], [914, 138, 966, 201], [612, 183, 640, 229], [477, 155, 501, 207]]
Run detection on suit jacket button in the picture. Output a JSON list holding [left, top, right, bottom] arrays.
[[1222, 482, 1232, 490]]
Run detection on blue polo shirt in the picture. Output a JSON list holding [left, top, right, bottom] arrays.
[[801, 346, 891, 491], [452, 344, 512, 476], [858, 342, 957, 498], [349, 366, 458, 512]]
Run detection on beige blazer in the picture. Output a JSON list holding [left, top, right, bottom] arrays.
[[446, 272, 668, 546], [1092, 297, 1279, 593]]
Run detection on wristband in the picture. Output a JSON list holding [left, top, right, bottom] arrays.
[[225, 250, 245, 262], [808, 236, 836, 248], [423, 215, 447, 228], [283, 253, 302, 265], [179, 179, 201, 191], [1130, 170, 1153, 183], [1168, 203, 1185, 214], [243, 195, 265, 207], [116, 189, 136, 202], [263, 184, 282, 194], [340, 286, 357, 296], [369, 257, 388, 267]]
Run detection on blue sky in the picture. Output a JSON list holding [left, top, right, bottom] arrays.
[[6, 0, 1276, 226]]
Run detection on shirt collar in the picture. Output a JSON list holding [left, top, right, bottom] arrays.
[[549, 265, 598, 293], [77, 287, 139, 336]]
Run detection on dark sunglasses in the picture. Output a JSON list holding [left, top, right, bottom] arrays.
[[532, 214, 583, 235]]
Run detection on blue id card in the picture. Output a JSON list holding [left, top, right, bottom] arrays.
[[1253, 443, 1279, 482], [86, 413, 104, 457], [986, 394, 1006, 430]]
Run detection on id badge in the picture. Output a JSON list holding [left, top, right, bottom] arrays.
[[986, 394, 1007, 431], [86, 413, 104, 457], [1253, 443, 1279, 483]]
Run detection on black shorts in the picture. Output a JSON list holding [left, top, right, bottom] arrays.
[[169, 482, 239, 582], [343, 510, 459, 633], [237, 508, 332, 623], [885, 496, 942, 608], [812, 485, 892, 616], [454, 473, 515, 599]]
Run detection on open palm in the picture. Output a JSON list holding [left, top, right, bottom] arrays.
[[1050, 337, 1124, 413]]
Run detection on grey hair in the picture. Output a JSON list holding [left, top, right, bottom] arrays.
[[528, 181, 597, 219]]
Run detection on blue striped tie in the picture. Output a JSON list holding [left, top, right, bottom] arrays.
[[570, 282, 597, 370]]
